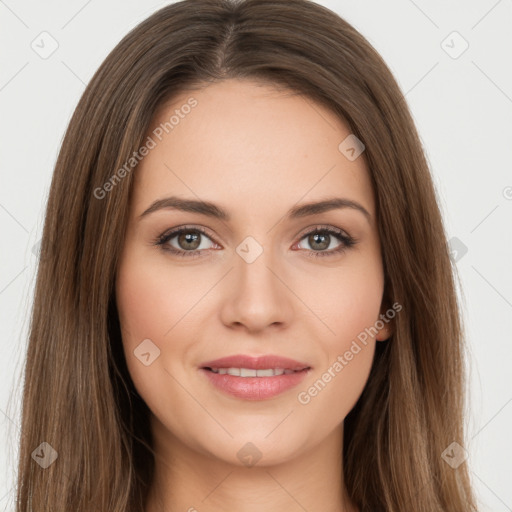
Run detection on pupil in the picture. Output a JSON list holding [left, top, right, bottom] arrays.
[[311, 233, 329, 250], [179, 231, 200, 250]]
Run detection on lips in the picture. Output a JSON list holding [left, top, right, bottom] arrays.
[[199, 354, 311, 401]]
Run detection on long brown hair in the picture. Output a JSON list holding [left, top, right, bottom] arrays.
[[14, 0, 478, 510]]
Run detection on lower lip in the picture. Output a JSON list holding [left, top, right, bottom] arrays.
[[199, 368, 310, 400]]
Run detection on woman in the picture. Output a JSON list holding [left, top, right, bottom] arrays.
[[15, 0, 479, 510]]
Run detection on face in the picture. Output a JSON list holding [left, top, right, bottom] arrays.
[[115, 78, 389, 467]]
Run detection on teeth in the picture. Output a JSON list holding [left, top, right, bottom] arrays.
[[254, 368, 275, 377], [210, 367, 296, 377]]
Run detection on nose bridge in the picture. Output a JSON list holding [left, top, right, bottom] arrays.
[[220, 235, 292, 330], [236, 237, 278, 289], [236, 234, 283, 300]]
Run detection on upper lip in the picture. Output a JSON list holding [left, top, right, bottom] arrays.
[[200, 354, 311, 371]]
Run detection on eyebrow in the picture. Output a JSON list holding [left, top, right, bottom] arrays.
[[138, 196, 371, 223]]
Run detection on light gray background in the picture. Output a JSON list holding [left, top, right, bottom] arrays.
[[1, 0, 511, 510]]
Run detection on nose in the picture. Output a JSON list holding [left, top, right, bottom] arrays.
[[219, 246, 294, 333]]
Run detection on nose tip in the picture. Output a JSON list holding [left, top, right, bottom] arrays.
[[220, 253, 292, 332]]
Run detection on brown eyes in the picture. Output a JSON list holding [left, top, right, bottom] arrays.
[[154, 224, 356, 259]]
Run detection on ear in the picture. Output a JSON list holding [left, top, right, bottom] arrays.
[[375, 321, 392, 342], [375, 301, 396, 342]]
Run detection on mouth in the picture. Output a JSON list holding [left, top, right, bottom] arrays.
[[198, 354, 311, 400]]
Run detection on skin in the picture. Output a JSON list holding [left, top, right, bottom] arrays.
[[115, 78, 392, 512]]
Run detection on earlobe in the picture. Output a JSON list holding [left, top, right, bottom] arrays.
[[375, 302, 395, 341], [376, 323, 392, 342]]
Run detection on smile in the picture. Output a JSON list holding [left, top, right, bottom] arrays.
[[198, 354, 311, 400]]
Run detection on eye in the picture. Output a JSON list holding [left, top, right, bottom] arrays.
[[153, 224, 357, 259], [294, 225, 356, 258], [154, 225, 219, 258]]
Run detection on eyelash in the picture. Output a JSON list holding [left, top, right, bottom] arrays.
[[153, 224, 357, 259]]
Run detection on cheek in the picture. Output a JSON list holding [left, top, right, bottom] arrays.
[[114, 249, 194, 393], [116, 246, 203, 346], [299, 255, 384, 345], [116, 261, 170, 347], [293, 257, 383, 420], [115, 249, 222, 453]]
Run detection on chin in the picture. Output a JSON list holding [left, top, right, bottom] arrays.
[[196, 429, 311, 468]]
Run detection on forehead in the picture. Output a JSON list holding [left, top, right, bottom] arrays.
[[132, 78, 374, 221]]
